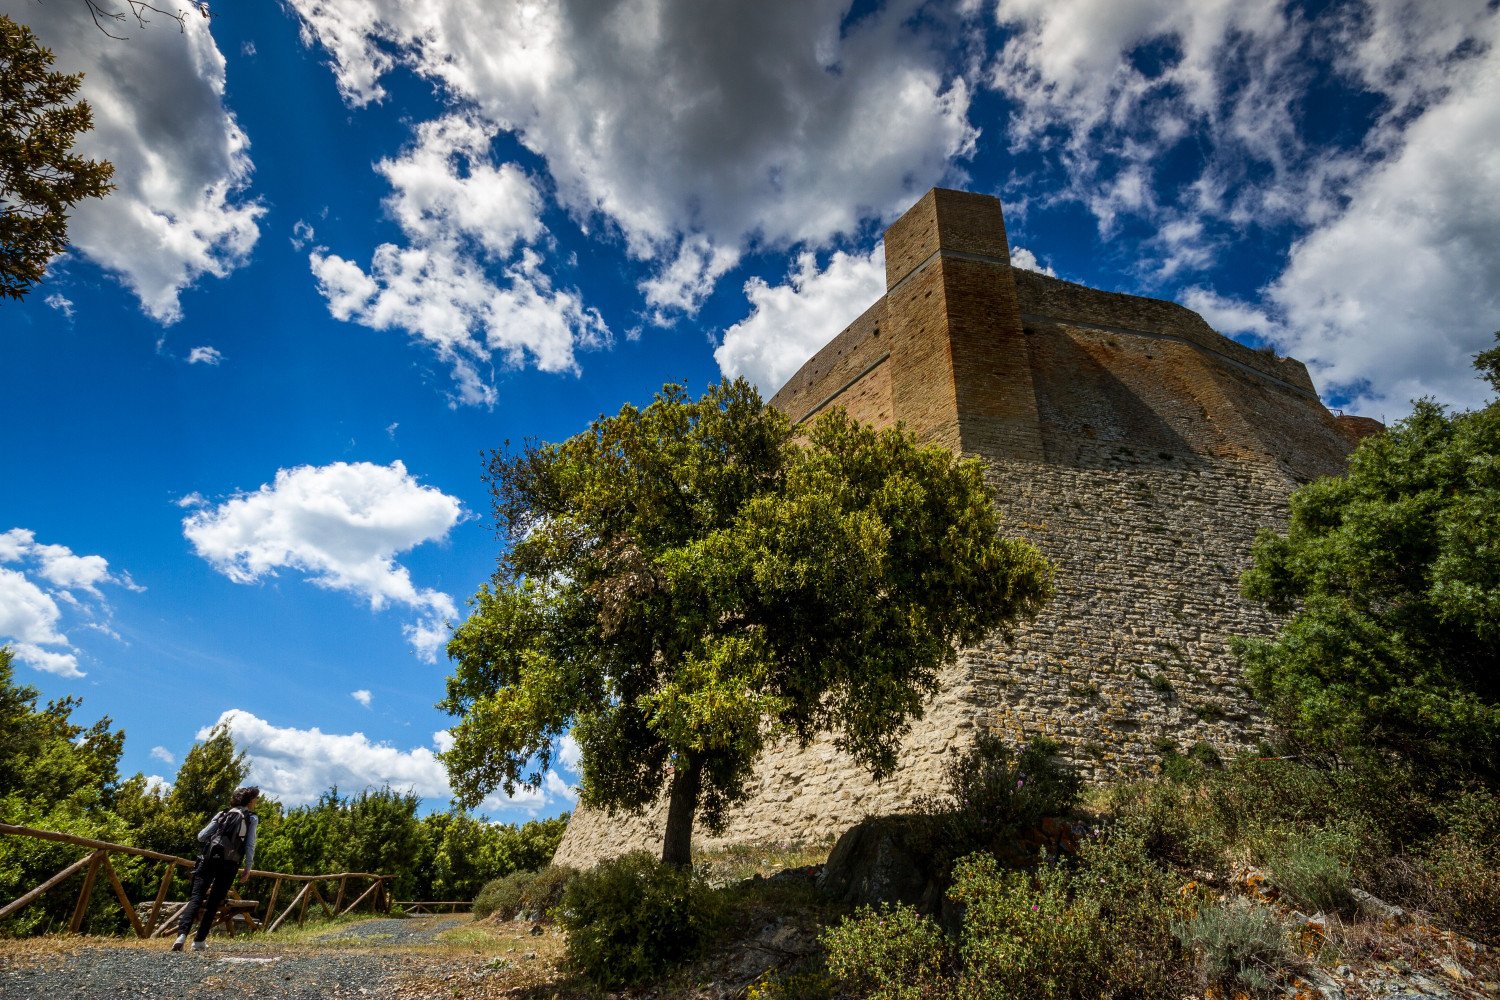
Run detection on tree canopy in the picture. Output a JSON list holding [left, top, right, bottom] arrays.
[[0, 14, 114, 300], [441, 380, 1053, 865], [1238, 336, 1500, 779]]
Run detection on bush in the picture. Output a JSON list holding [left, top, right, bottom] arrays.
[[1259, 826, 1358, 916], [822, 903, 948, 1000], [918, 734, 1081, 869], [1173, 897, 1292, 998], [948, 853, 1106, 1000], [1416, 839, 1500, 947], [472, 864, 575, 921], [558, 852, 718, 988], [1072, 831, 1186, 998]]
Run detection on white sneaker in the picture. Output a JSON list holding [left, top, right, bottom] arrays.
[[190, 940, 206, 952], [171, 934, 186, 952]]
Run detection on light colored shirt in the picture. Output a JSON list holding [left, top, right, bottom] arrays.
[[242, 812, 259, 874]]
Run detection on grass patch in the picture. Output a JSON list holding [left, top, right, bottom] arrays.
[[693, 838, 833, 887]]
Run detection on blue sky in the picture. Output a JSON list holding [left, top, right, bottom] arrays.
[[2, 0, 1497, 820]]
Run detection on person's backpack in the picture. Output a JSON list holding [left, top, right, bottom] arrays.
[[203, 807, 248, 864]]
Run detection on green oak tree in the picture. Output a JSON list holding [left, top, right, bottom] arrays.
[[441, 380, 1053, 866], [1238, 336, 1500, 779], [0, 14, 114, 299]]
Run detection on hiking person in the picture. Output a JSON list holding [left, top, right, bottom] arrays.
[[172, 785, 260, 952]]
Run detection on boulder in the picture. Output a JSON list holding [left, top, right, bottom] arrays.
[[816, 815, 939, 910]]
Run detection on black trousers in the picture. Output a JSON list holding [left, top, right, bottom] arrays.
[[177, 856, 238, 941]]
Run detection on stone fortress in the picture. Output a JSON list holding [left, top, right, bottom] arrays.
[[554, 189, 1381, 868]]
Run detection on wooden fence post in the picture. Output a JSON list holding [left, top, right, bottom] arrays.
[[266, 882, 309, 934], [265, 877, 282, 928], [145, 863, 175, 935], [68, 851, 105, 933], [100, 856, 146, 939]]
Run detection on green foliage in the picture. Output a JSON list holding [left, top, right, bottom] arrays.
[[558, 851, 719, 988], [1172, 897, 1292, 998], [254, 786, 423, 896], [821, 903, 948, 1000], [948, 853, 1107, 1000], [1238, 338, 1500, 778], [0, 650, 574, 935], [0, 647, 139, 934], [0, 649, 125, 813], [917, 734, 1080, 870], [0, 795, 145, 936], [443, 380, 1052, 864], [1387, 785, 1500, 943], [0, 15, 114, 299], [425, 811, 567, 901], [821, 839, 1183, 1000], [1260, 826, 1357, 917], [472, 863, 575, 920], [1072, 831, 1185, 999]]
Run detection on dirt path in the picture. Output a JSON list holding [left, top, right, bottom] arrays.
[[0, 915, 571, 999]]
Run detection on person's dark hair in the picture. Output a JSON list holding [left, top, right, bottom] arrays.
[[230, 786, 260, 808]]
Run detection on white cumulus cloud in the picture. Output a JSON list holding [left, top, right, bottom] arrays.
[[308, 115, 608, 406], [187, 346, 223, 366], [556, 734, 581, 774], [151, 745, 176, 765], [206, 709, 571, 814], [715, 244, 887, 396], [11, 3, 264, 322], [351, 689, 372, 707], [0, 528, 136, 677], [180, 461, 462, 661], [286, 0, 978, 367]]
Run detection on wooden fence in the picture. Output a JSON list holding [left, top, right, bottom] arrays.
[[394, 899, 473, 915], [0, 823, 393, 938]]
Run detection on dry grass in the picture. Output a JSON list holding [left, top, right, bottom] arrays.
[[386, 919, 584, 998], [692, 837, 834, 887]]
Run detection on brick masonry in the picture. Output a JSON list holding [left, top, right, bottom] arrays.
[[553, 189, 1371, 868]]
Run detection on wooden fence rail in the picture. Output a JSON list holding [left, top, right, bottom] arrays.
[[0, 823, 392, 938], [394, 899, 473, 914]]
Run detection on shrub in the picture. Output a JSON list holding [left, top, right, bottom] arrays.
[[1073, 831, 1186, 997], [821, 903, 948, 1000], [747, 968, 839, 1000], [1173, 897, 1292, 998], [948, 853, 1107, 1000], [1259, 826, 1357, 916], [558, 852, 718, 988], [472, 863, 575, 921], [473, 871, 525, 919], [918, 734, 1081, 869]]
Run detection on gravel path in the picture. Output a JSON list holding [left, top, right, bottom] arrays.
[[0, 916, 522, 1000]]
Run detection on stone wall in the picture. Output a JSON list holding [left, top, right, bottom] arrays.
[[552, 189, 1367, 869]]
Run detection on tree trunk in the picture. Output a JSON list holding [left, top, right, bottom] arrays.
[[661, 755, 699, 869]]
